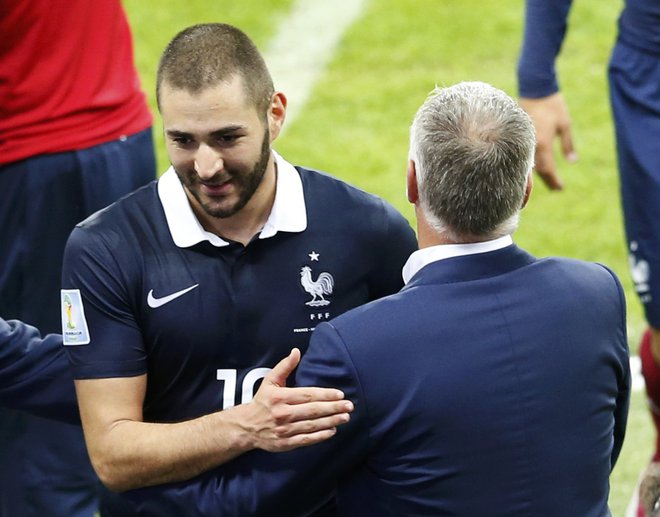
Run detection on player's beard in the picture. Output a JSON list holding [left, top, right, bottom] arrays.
[[179, 126, 271, 219]]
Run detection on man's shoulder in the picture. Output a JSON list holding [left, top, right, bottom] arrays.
[[330, 253, 622, 329], [297, 165, 396, 213], [296, 165, 413, 237], [535, 255, 621, 287], [514, 255, 626, 325], [327, 287, 409, 340], [74, 181, 159, 234], [67, 181, 161, 256]]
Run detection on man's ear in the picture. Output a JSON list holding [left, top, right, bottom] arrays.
[[522, 172, 533, 209], [407, 160, 419, 204], [268, 92, 287, 142]]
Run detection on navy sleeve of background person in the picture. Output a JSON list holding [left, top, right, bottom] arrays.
[[129, 320, 369, 516], [0, 317, 79, 423], [517, 0, 573, 97]]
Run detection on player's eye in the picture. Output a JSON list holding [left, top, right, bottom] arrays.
[[173, 136, 193, 145], [217, 134, 239, 144]]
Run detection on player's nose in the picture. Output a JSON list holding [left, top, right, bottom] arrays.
[[194, 144, 223, 180]]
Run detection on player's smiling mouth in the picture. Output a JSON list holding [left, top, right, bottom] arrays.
[[201, 180, 232, 196]]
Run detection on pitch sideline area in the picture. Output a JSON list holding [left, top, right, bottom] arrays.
[[263, 0, 366, 130]]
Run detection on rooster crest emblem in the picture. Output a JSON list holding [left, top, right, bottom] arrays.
[[300, 266, 334, 307]]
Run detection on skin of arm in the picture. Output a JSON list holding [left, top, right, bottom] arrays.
[[517, 0, 577, 190], [75, 348, 353, 492]]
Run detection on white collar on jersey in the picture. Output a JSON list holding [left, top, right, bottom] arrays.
[[158, 150, 307, 248], [402, 235, 513, 285]]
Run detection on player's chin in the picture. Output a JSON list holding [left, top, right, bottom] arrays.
[[202, 198, 242, 219]]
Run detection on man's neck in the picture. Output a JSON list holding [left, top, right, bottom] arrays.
[[416, 210, 453, 248], [415, 208, 496, 249]]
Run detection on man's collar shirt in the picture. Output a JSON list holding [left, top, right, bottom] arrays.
[[402, 235, 513, 284]]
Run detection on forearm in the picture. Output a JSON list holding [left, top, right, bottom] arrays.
[[81, 353, 352, 492], [87, 404, 255, 492], [130, 336, 364, 516], [517, 0, 573, 98]]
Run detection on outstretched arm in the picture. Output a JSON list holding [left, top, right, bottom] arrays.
[[517, 0, 576, 190], [127, 323, 368, 516], [75, 348, 353, 492]]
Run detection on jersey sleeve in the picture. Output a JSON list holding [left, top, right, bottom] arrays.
[[126, 321, 369, 516], [61, 224, 147, 379], [0, 318, 79, 423], [517, 0, 574, 98], [368, 200, 417, 300]]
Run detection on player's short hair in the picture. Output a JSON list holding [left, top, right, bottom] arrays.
[[409, 81, 535, 241], [156, 23, 274, 117]]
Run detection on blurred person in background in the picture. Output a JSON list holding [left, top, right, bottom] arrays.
[[0, 0, 156, 515], [517, 2, 660, 513]]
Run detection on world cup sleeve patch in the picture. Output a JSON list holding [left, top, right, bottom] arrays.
[[60, 289, 91, 345]]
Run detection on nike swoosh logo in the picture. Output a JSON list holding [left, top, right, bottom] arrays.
[[147, 284, 199, 308]]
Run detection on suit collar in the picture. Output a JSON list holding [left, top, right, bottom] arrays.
[[402, 244, 537, 289], [402, 236, 513, 284]]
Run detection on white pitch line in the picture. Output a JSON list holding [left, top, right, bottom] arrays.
[[627, 356, 646, 516], [263, 0, 367, 130], [632, 355, 644, 392], [626, 356, 647, 517], [626, 476, 640, 517]]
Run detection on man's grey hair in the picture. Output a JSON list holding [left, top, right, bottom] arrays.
[[409, 81, 535, 242]]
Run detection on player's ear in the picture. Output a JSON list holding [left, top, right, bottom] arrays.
[[521, 171, 533, 209], [267, 92, 287, 142], [407, 160, 419, 205]]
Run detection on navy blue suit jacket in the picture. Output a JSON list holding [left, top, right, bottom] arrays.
[[132, 245, 630, 516], [0, 318, 78, 423]]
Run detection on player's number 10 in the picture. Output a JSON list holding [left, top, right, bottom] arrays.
[[216, 368, 271, 409]]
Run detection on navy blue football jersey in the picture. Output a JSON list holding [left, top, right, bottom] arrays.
[[61, 153, 417, 422]]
